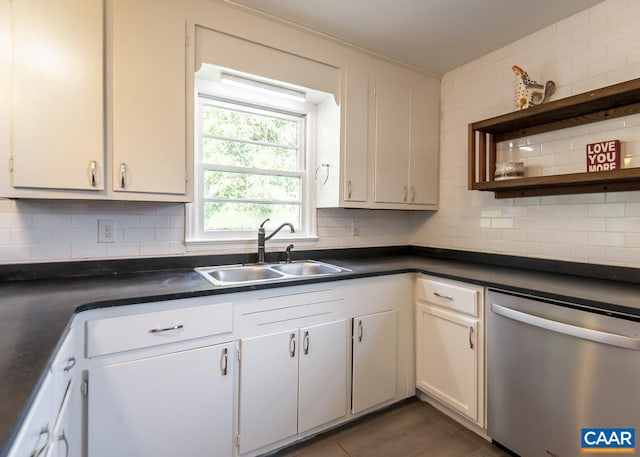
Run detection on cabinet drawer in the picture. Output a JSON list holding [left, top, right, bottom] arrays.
[[86, 302, 232, 357], [416, 277, 480, 316]]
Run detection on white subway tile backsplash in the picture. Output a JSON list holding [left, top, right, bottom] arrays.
[[0, 229, 8, 244], [11, 229, 51, 245], [71, 243, 108, 259], [0, 213, 31, 228], [106, 243, 140, 258], [0, 246, 31, 262], [140, 215, 170, 228], [51, 228, 96, 244], [491, 218, 514, 229], [626, 233, 640, 247], [32, 214, 72, 229], [588, 231, 625, 246], [31, 245, 71, 261], [606, 218, 640, 232], [410, 0, 640, 268], [155, 228, 184, 242], [123, 228, 155, 243], [587, 203, 625, 217]]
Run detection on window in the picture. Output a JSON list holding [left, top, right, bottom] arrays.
[[200, 98, 305, 231], [188, 69, 323, 244]]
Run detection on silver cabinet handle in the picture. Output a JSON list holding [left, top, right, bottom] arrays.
[[148, 324, 183, 334], [433, 291, 453, 300], [492, 303, 640, 350], [30, 426, 50, 457], [58, 430, 69, 457], [357, 320, 363, 342], [220, 347, 228, 376], [347, 180, 352, 199], [403, 185, 408, 202], [90, 161, 97, 187], [411, 186, 416, 202], [469, 326, 474, 349], [120, 163, 127, 188], [289, 333, 296, 357], [303, 331, 309, 355], [63, 357, 76, 373]]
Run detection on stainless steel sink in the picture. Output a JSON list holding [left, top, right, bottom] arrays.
[[207, 265, 285, 283], [195, 260, 350, 286], [270, 261, 344, 276]]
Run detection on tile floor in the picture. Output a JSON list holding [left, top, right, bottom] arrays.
[[269, 398, 514, 457]]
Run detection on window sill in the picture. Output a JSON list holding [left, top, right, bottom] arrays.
[[185, 235, 320, 253]]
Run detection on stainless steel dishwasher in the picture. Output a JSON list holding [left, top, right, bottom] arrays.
[[487, 289, 640, 457]]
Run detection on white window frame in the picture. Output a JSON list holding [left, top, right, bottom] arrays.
[[186, 76, 318, 248]]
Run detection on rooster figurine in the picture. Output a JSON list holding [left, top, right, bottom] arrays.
[[512, 65, 556, 110]]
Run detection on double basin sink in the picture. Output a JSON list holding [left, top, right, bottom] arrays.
[[195, 260, 351, 286]]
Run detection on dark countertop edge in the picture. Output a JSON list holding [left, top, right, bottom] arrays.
[[2, 245, 639, 284], [74, 262, 640, 321]]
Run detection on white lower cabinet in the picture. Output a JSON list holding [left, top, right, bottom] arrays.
[[87, 341, 236, 457], [9, 275, 415, 457], [47, 378, 80, 457], [6, 373, 54, 457], [415, 275, 485, 427], [352, 310, 397, 414], [238, 320, 348, 454]]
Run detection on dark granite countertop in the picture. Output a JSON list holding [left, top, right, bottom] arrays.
[[1, 251, 639, 455]]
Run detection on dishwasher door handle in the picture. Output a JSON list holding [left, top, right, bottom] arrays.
[[491, 303, 640, 351]]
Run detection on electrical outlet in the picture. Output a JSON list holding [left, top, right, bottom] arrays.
[[98, 219, 116, 243], [351, 220, 360, 236]]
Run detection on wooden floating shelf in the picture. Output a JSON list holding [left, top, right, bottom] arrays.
[[469, 77, 640, 198]]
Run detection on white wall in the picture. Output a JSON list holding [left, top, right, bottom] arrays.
[[0, 199, 412, 264], [411, 0, 640, 268]]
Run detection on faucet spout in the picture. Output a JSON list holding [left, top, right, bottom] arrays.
[[265, 222, 295, 241], [257, 220, 295, 264]]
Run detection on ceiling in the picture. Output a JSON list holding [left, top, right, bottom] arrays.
[[228, 0, 606, 75]]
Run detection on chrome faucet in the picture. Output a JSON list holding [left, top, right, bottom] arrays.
[[285, 244, 294, 263], [257, 219, 295, 264]]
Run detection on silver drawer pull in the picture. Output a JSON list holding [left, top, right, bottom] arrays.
[[148, 324, 184, 334], [63, 357, 76, 372], [289, 333, 296, 358], [303, 331, 309, 355], [433, 291, 453, 300], [31, 426, 50, 457], [220, 348, 228, 376]]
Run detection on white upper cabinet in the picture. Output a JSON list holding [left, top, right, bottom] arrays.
[[371, 58, 439, 209], [340, 65, 370, 205], [318, 56, 440, 210], [11, 0, 103, 191], [109, 0, 188, 197]]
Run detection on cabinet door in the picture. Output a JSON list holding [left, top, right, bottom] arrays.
[[298, 319, 348, 433], [12, 0, 103, 191], [239, 330, 298, 454], [372, 75, 411, 204], [5, 373, 54, 457], [342, 67, 369, 203], [88, 343, 235, 457], [409, 81, 439, 206], [110, 0, 186, 196], [352, 310, 397, 414], [47, 378, 80, 457], [416, 303, 478, 422]]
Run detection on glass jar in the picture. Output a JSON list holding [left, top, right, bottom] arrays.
[[494, 161, 525, 180]]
